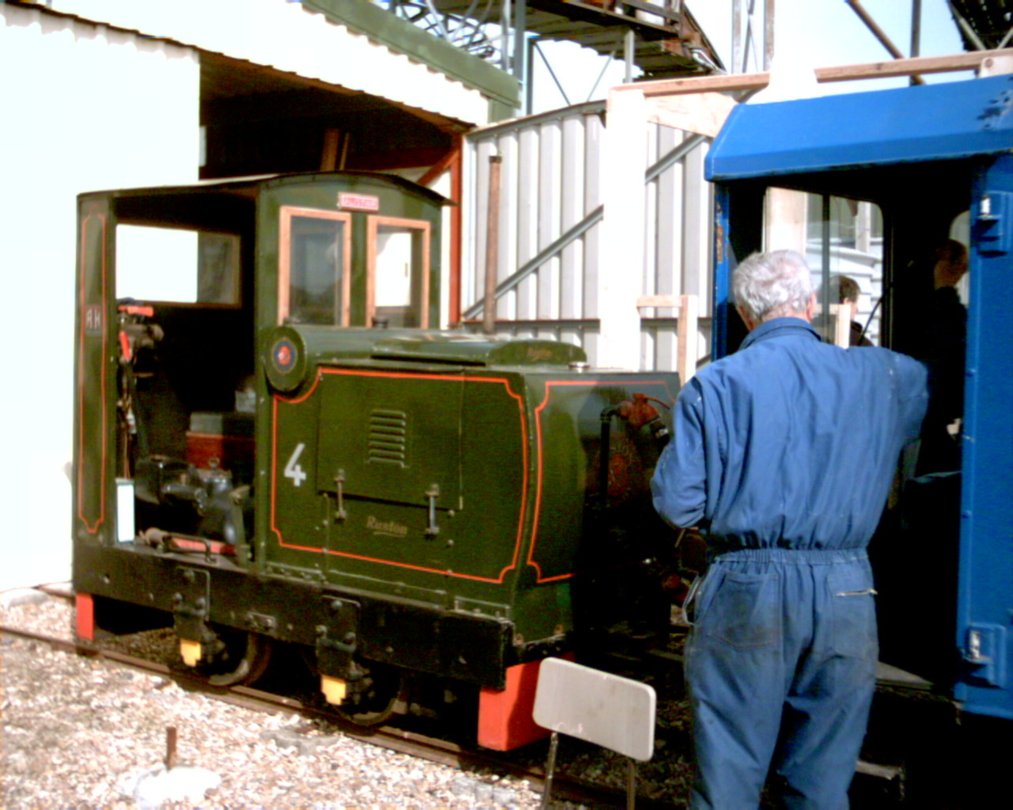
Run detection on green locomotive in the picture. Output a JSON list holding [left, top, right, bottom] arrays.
[[72, 171, 677, 749]]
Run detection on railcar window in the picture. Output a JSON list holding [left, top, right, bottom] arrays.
[[368, 217, 430, 329], [803, 193, 884, 347], [116, 225, 239, 305], [279, 207, 351, 325]]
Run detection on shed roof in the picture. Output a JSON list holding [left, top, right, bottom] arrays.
[[43, 0, 516, 127], [706, 73, 1013, 182]]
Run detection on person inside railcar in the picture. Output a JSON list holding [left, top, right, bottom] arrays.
[[912, 239, 968, 475], [651, 250, 928, 809], [832, 273, 873, 347]]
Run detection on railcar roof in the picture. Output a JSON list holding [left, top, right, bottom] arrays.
[[707, 73, 1013, 182]]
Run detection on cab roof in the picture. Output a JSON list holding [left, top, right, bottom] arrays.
[[706, 73, 1013, 182]]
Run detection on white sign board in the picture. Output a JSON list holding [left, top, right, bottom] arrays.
[[533, 657, 656, 762]]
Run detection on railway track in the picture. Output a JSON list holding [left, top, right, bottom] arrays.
[[9, 587, 953, 808], [1, 592, 684, 809], [5, 586, 933, 808]]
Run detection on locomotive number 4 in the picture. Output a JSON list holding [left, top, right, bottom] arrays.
[[284, 443, 308, 487]]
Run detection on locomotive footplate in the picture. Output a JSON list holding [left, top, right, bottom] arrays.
[[72, 543, 515, 688]]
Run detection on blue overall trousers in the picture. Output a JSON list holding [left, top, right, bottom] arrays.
[[685, 548, 878, 810]]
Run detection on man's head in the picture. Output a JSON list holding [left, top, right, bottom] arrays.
[[933, 239, 968, 290], [833, 274, 860, 305], [733, 249, 816, 330], [833, 274, 860, 321]]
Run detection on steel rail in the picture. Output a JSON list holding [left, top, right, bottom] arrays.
[[0, 618, 662, 809]]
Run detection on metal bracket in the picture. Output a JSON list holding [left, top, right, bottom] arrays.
[[975, 191, 1012, 256], [315, 598, 361, 679], [333, 469, 348, 522], [425, 484, 440, 537], [171, 566, 212, 645], [963, 623, 1007, 687]]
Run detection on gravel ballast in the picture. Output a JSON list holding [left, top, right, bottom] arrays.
[[1, 589, 546, 809]]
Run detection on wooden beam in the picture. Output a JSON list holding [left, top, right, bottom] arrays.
[[320, 128, 340, 171], [815, 49, 1013, 82], [417, 145, 460, 189], [647, 91, 737, 137], [621, 72, 771, 98], [676, 294, 700, 383], [447, 139, 463, 327], [833, 304, 851, 349], [613, 48, 1013, 98]]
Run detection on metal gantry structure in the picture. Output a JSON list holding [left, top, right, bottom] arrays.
[[381, 1, 1011, 114], [383, 1, 724, 114]]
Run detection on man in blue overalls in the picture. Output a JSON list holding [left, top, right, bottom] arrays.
[[652, 250, 928, 809]]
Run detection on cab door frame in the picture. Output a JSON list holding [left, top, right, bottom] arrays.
[[954, 155, 1013, 719]]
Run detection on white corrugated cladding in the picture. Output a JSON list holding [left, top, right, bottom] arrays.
[[0, 2, 200, 590], [49, 0, 490, 126], [462, 103, 713, 372]]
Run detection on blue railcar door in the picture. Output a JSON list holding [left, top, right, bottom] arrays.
[[955, 153, 1013, 720]]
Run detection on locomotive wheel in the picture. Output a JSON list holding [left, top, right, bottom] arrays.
[[332, 661, 406, 727], [200, 629, 273, 688]]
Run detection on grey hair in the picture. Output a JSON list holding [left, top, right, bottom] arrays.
[[733, 250, 814, 322]]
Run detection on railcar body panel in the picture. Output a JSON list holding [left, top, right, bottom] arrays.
[[707, 74, 1013, 720], [956, 154, 1013, 718]]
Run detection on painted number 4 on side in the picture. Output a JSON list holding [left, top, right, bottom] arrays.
[[284, 443, 307, 487]]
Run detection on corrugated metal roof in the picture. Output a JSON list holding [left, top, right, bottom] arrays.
[[44, 0, 500, 126]]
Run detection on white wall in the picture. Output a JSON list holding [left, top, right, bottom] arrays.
[[0, 4, 199, 589]]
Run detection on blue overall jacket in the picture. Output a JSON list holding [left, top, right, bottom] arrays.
[[652, 317, 928, 553]]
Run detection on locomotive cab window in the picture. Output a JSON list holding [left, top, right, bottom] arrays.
[[368, 216, 430, 329], [279, 207, 352, 325], [116, 224, 240, 305]]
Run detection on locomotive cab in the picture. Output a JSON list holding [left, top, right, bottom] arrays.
[[78, 173, 446, 554], [74, 173, 451, 680]]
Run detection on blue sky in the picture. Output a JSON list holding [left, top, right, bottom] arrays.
[[690, 0, 963, 72], [530, 0, 968, 112]]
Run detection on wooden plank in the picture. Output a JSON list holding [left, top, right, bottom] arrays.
[[815, 49, 1013, 83], [637, 294, 685, 310], [623, 71, 771, 98], [614, 48, 1013, 98]]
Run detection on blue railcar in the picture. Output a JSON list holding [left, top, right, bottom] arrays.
[[706, 72, 1013, 723]]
